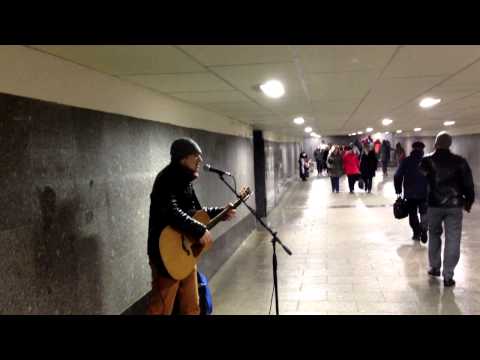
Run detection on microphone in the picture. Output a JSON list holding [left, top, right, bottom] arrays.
[[203, 164, 232, 177]]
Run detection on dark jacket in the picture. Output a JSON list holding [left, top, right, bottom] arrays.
[[360, 151, 378, 178], [147, 162, 223, 276], [419, 149, 475, 209], [394, 149, 427, 199]]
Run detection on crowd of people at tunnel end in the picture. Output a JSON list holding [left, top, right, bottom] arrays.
[[299, 131, 475, 287]]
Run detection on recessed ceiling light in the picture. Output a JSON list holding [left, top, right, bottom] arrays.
[[444, 120, 456, 126], [305, 127, 312, 133], [414, 128, 422, 132], [396, 130, 403, 134], [382, 118, 393, 126], [259, 80, 285, 98], [352, 132, 357, 136], [419, 97, 441, 108], [366, 127, 373, 133], [384, 131, 390, 135], [293, 116, 305, 125], [357, 131, 363, 135]]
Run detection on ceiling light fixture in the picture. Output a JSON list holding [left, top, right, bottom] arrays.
[[259, 80, 285, 98], [382, 118, 393, 126], [414, 127, 422, 132], [396, 130, 403, 134], [293, 117, 305, 125], [366, 127, 373, 133], [444, 121, 455, 126], [357, 131, 363, 135], [419, 97, 441, 108], [305, 127, 312, 133]]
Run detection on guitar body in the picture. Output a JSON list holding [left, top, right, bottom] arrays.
[[159, 210, 211, 280]]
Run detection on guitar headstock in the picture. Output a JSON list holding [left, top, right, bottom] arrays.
[[238, 186, 252, 201]]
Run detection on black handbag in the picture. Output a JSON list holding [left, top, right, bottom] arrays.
[[393, 196, 409, 219]]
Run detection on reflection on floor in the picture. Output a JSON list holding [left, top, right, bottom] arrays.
[[209, 171, 480, 315]]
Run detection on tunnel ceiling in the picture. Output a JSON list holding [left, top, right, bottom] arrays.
[[28, 45, 480, 137]]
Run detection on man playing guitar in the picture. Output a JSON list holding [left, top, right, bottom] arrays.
[[147, 138, 236, 315]]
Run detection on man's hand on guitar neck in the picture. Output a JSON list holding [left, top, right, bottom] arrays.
[[199, 229, 214, 248], [224, 203, 236, 221]]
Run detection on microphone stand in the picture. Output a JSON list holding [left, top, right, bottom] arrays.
[[216, 174, 292, 315]]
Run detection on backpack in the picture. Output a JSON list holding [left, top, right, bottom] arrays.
[[197, 271, 213, 315]]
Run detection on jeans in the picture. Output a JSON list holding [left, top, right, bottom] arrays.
[[407, 198, 427, 236], [330, 176, 340, 192], [427, 207, 463, 280]]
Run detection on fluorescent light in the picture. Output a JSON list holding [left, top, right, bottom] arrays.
[[259, 80, 285, 98], [444, 121, 455, 126], [384, 131, 390, 135], [419, 97, 441, 108], [357, 131, 363, 135], [382, 118, 393, 126], [414, 127, 422, 132], [366, 127, 373, 132], [304, 127, 312, 133], [293, 116, 305, 125], [396, 129, 403, 134], [352, 132, 357, 136]]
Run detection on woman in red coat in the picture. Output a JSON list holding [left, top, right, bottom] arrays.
[[343, 145, 361, 193]]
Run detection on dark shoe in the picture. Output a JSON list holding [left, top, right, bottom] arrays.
[[412, 233, 420, 241], [420, 230, 428, 244], [428, 268, 441, 277], [444, 278, 456, 287]]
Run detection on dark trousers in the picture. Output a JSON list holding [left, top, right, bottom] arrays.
[[382, 160, 389, 175], [330, 176, 340, 192], [363, 176, 373, 192], [347, 174, 360, 192], [316, 160, 322, 174], [407, 198, 427, 236]]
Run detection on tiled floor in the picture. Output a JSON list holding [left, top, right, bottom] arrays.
[[209, 170, 480, 315]]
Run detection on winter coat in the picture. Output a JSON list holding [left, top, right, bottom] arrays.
[[419, 149, 475, 209], [148, 162, 223, 277], [327, 152, 344, 177], [343, 151, 361, 175], [360, 151, 378, 178]]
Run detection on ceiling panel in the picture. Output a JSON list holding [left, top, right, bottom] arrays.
[[121, 73, 233, 93], [257, 96, 311, 116], [209, 63, 305, 100], [305, 71, 378, 101], [31, 45, 205, 75], [352, 76, 445, 121], [178, 45, 294, 66], [382, 46, 480, 78], [200, 101, 272, 117], [169, 90, 251, 104], [312, 99, 361, 116], [294, 45, 397, 73]]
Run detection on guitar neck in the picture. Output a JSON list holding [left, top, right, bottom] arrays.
[[206, 196, 244, 230]]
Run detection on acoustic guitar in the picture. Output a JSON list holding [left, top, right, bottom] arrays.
[[159, 187, 251, 280]]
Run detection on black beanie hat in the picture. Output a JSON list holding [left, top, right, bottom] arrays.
[[412, 141, 425, 150], [170, 138, 203, 162]]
